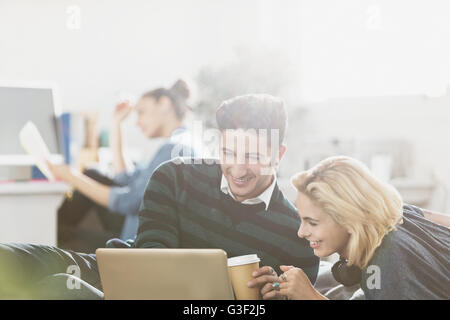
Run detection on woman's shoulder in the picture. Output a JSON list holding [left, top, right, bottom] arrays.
[[369, 206, 446, 263], [402, 203, 425, 219], [375, 204, 449, 253], [366, 225, 406, 267], [361, 205, 450, 299]]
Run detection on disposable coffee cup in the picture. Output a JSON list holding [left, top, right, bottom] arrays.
[[227, 254, 261, 300]]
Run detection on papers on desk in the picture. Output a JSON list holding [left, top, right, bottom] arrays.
[[19, 121, 55, 181]]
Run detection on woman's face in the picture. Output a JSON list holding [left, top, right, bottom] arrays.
[[296, 192, 351, 259], [134, 96, 171, 138]]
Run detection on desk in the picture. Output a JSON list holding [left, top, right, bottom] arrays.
[[0, 181, 70, 246]]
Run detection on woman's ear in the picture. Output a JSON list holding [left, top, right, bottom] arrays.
[[159, 96, 173, 112]]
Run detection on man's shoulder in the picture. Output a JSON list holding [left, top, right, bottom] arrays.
[[269, 184, 299, 219], [155, 158, 222, 182]]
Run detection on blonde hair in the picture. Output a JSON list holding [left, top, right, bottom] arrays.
[[291, 156, 403, 269]]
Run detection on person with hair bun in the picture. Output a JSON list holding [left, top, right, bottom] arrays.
[[49, 79, 195, 252], [261, 156, 449, 300]]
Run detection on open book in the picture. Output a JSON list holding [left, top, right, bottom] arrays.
[[19, 121, 55, 181]]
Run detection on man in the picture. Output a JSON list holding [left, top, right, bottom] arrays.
[[0, 94, 319, 299]]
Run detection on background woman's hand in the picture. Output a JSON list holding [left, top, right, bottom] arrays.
[[113, 101, 133, 124], [46, 161, 75, 182], [278, 265, 326, 300]]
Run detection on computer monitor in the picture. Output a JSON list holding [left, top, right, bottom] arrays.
[[0, 84, 61, 156]]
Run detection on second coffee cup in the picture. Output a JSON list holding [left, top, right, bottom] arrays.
[[227, 254, 261, 300]]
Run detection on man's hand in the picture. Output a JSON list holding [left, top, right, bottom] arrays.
[[247, 266, 281, 300]]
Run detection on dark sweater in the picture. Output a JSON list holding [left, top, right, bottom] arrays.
[[135, 158, 320, 282]]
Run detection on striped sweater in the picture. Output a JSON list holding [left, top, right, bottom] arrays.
[[135, 158, 320, 283]]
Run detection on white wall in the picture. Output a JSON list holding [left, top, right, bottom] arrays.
[[0, 0, 266, 152], [279, 91, 450, 212], [296, 0, 450, 100], [0, 0, 263, 118], [4, 0, 449, 110]]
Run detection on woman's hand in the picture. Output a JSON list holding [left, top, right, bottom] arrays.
[[110, 101, 132, 174], [277, 265, 327, 300], [47, 161, 111, 207], [260, 278, 284, 300], [47, 161, 75, 183], [247, 266, 282, 300], [113, 101, 133, 124]]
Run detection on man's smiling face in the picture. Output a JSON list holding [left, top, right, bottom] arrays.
[[219, 129, 285, 202]]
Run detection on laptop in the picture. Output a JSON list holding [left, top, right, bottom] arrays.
[[96, 248, 235, 300]]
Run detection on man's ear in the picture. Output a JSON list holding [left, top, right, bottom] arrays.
[[275, 145, 287, 166]]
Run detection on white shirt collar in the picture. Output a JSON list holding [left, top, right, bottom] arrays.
[[220, 172, 277, 211]]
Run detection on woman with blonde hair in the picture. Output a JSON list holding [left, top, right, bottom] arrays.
[[262, 156, 449, 300]]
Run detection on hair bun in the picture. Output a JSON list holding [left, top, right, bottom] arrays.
[[170, 79, 190, 101]]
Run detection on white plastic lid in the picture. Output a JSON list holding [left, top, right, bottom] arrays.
[[227, 254, 260, 267]]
